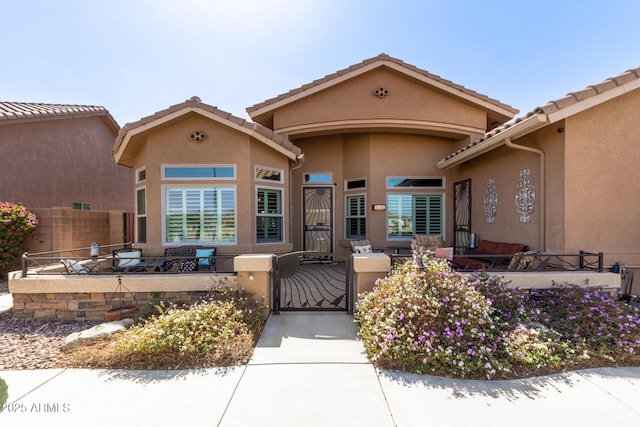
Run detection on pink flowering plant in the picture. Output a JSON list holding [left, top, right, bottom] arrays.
[[355, 256, 640, 379], [0, 201, 38, 275]]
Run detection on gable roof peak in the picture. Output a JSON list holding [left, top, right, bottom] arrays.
[[247, 55, 517, 124]]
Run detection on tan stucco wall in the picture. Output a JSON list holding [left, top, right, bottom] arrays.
[[131, 115, 293, 255], [563, 89, 640, 267], [271, 67, 488, 137], [0, 116, 132, 211], [291, 132, 453, 257], [450, 125, 565, 252]]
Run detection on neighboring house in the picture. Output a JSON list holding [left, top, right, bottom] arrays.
[[0, 102, 133, 212], [113, 54, 640, 269]]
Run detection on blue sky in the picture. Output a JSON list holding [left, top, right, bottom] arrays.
[[2, 0, 639, 126]]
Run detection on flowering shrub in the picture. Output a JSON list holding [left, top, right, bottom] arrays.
[[0, 202, 38, 275], [115, 288, 265, 368], [356, 258, 504, 378], [356, 256, 640, 379]]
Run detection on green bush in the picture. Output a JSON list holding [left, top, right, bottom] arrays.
[[0, 202, 38, 275], [356, 256, 640, 379], [115, 288, 265, 368]]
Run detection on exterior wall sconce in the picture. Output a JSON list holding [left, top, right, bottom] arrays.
[[249, 272, 254, 281]]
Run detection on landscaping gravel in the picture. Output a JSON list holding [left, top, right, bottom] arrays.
[[0, 278, 101, 369]]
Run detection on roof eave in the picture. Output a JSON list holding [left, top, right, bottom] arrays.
[[437, 114, 548, 170]]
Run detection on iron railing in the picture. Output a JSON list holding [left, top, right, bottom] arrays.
[[20, 243, 237, 277]]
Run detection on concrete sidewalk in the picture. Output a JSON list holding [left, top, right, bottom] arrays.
[[2, 312, 640, 426]]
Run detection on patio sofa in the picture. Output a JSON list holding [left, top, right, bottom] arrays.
[[452, 239, 526, 270], [163, 245, 217, 272]]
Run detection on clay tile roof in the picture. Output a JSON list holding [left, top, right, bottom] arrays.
[[115, 97, 301, 160], [247, 53, 516, 116], [0, 101, 119, 131], [439, 65, 640, 166]]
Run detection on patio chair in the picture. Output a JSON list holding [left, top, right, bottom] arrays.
[[112, 248, 145, 272]]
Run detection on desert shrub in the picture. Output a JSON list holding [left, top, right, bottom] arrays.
[[527, 285, 640, 356], [0, 202, 38, 275], [114, 288, 265, 368], [356, 256, 640, 379], [356, 257, 504, 379]]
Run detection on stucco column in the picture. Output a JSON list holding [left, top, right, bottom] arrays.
[[352, 253, 391, 299], [234, 254, 275, 318]]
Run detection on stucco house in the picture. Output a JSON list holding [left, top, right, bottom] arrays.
[[438, 66, 640, 269], [113, 54, 640, 271], [0, 102, 132, 211]]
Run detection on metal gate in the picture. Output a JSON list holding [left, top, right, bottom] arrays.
[[272, 251, 349, 313], [453, 179, 472, 252], [303, 187, 333, 261]]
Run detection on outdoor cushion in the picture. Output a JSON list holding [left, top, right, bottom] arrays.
[[61, 258, 88, 274], [354, 244, 372, 254], [496, 242, 525, 255], [196, 248, 216, 268], [476, 239, 499, 253], [117, 250, 141, 267], [435, 247, 453, 260]]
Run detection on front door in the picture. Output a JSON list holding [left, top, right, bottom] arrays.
[[303, 187, 333, 257]]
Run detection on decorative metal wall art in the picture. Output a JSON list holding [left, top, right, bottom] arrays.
[[483, 178, 498, 223], [515, 169, 536, 223]]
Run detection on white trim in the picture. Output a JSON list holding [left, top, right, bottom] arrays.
[[255, 185, 285, 244], [161, 184, 238, 245], [161, 164, 236, 181]]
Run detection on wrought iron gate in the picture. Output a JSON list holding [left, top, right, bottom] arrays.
[[272, 251, 349, 313], [454, 179, 472, 251]]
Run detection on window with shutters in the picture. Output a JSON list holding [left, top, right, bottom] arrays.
[[164, 187, 236, 243], [387, 194, 442, 239], [256, 188, 283, 243], [346, 194, 366, 239], [136, 187, 147, 243]]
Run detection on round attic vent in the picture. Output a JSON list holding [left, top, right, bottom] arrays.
[[373, 87, 389, 98], [189, 130, 207, 143]]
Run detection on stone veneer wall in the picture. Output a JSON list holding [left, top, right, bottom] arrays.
[[12, 291, 214, 321]]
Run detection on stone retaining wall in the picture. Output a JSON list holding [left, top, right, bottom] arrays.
[[12, 290, 214, 320]]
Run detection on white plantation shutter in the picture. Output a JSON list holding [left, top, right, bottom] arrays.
[[165, 187, 236, 243], [346, 194, 366, 239], [388, 194, 442, 238]]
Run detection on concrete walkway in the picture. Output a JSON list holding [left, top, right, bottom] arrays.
[[2, 312, 640, 426]]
